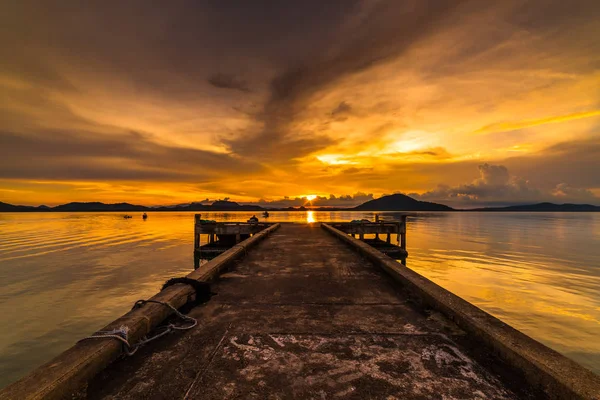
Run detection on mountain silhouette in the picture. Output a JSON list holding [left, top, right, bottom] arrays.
[[0, 201, 48, 212], [52, 202, 148, 212], [2, 197, 599, 212], [353, 193, 453, 211]]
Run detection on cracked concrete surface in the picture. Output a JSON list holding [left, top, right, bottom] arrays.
[[87, 224, 541, 399]]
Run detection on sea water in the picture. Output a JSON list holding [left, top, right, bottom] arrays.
[[0, 211, 598, 388]]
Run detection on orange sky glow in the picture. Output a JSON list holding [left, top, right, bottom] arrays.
[[1, 1, 599, 208]]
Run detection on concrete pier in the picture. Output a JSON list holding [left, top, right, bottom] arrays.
[[3, 223, 599, 399], [85, 224, 540, 399]]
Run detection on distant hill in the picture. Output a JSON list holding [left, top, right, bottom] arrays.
[[0, 200, 264, 212], [0, 201, 45, 212], [353, 194, 453, 211], [52, 202, 149, 212], [470, 202, 600, 212], [155, 200, 264, 212], [211, 200, 263, 211], [0, 201, 25, 212], [3, 198, 598, 212]]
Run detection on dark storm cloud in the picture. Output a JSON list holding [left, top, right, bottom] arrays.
[[0, 1, 360, 98]]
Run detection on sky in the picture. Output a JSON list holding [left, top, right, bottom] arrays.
[[1, 0, 599, 208]]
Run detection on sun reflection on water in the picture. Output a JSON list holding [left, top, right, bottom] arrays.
[[306, 211, 315, 223]]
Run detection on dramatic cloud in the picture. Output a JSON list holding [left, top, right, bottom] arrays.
[[410, 163, 599, 207], [1, 1, 599, 205], [0, 129, 261, 181], [225, 0, 466, 159], [552, 183, 597, 202], [504, 136, 600, 189]]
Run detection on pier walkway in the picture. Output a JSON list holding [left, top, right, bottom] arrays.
[[87, 224, 534, 399]]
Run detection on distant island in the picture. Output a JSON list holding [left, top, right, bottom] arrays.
[[468, 202, 600, 212], [1, 195, 599, 212], [353, 193, 453, 211]]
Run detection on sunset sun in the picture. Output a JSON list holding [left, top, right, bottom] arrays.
[[306, 195, 317, 201]]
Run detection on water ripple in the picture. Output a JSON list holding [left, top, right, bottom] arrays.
[[0, 211, 599, 387]]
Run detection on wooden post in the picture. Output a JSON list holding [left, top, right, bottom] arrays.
[[359, 232, 364, 240], [375, 233, 380, 240], [209, 234, 215, 244], [194, 214, 202, 265], [375, 214, 379, 222], [386, 233, 391, 244], [399, 216, 407, 250], [194, 214, 201, 251]]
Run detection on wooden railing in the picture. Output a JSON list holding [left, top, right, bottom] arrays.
[[328, 215, 407, 251]]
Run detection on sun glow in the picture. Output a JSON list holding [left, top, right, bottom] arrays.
[[306, 195, 317, 201], [316, 154, 356, 165]]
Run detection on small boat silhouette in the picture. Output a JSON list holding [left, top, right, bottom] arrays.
[[142, 213, 148, 220], [124, 215, 132, 219], [262, 211, 269, 218]]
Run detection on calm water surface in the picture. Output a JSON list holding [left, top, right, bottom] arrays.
[[0, 211, 599, 388]]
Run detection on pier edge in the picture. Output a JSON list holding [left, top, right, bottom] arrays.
[[322, 222, 600, 400], [0, 223, 280, 400]]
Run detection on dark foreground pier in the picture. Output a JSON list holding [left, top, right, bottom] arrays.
[[2, 223, 599, 399]]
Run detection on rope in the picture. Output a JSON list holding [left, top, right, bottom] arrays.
[[77, 226, 278, 356], [132, 300, 198, 330], [78, 299, 198, 356]]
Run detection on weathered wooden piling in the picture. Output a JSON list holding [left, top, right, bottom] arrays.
[[194, 214, 271, 249], [329, 215, 408, 261], [193, 214, 273, 267]]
